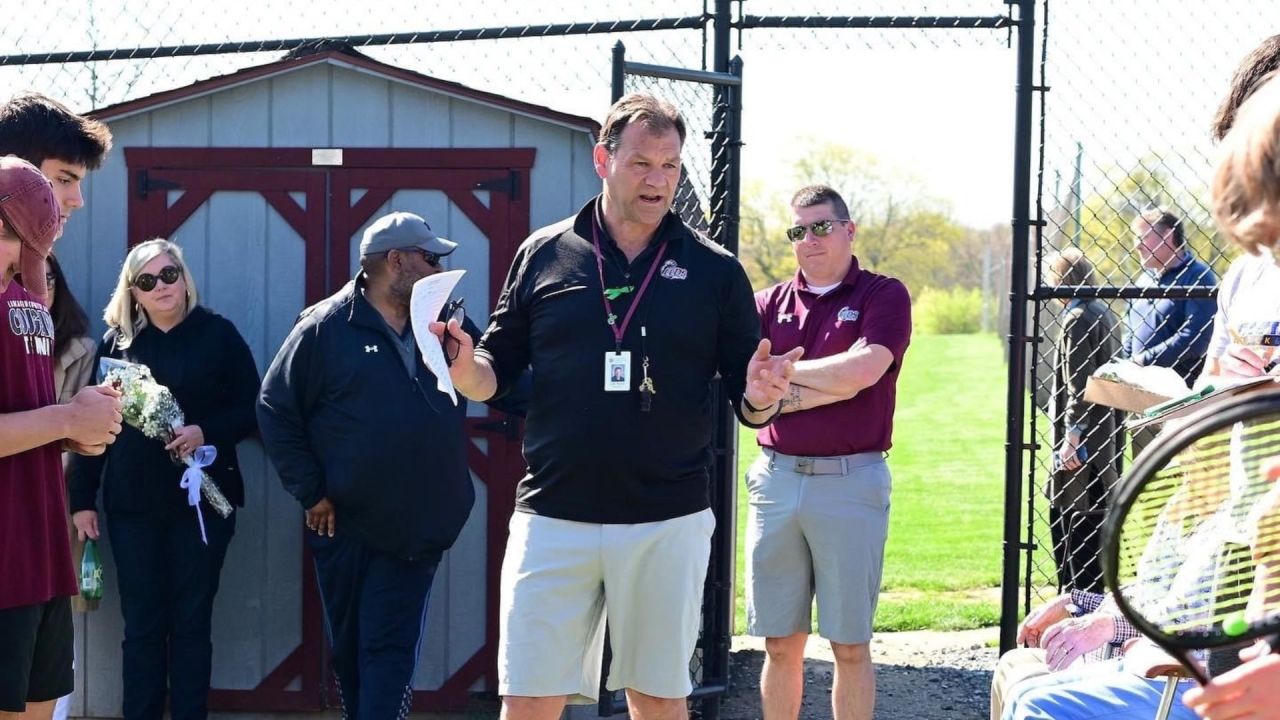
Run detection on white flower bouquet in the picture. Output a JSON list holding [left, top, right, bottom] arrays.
[[99, 358, 231, 542]]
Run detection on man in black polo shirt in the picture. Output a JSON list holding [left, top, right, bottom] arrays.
[[435, 93, 800, 720]]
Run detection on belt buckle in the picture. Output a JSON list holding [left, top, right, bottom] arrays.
[[795, 457, 814, 474]]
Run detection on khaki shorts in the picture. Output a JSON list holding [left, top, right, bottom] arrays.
[[744, 449, 891, 644], [498, 508, 715, 704]]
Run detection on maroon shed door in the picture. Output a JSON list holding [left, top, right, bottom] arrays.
[[126, 147, 533, 712]]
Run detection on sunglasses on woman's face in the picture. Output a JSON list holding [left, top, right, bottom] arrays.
[[132, 265, 183, 292]]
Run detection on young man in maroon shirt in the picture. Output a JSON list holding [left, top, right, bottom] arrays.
[[0, 157, 122, 720], [746, 185, 912, 720]]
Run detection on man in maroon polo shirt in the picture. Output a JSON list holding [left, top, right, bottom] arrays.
[[745, 184, 911, 720]]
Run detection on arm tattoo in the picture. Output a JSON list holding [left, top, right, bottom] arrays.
[[779, 384, 803, 411]]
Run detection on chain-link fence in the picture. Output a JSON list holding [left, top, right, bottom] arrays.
[[10, 0, 1143, 714], [1018, 1, 1280, 630]]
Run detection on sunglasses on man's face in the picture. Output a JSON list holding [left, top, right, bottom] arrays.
[[785, 219, 850, 243], [397, 247, 443, 268], [132, 265, 183, 292]]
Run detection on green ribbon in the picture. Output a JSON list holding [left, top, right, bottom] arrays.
[[603, 285, 635, 301]]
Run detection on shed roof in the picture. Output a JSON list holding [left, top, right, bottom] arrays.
[[89, 45, 601, 136]]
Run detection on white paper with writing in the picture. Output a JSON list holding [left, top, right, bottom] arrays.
[[410, 269, 466, 405]]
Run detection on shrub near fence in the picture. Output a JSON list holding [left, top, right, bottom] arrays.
[[915, 286, 983, 334]]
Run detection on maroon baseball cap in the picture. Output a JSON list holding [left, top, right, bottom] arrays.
[[0, 156, 60, 304]]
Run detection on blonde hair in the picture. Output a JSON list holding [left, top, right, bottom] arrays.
[[1043, 246, 1097, 287], [104, 238, 199, 349], [1212, 71, 1280, 256]]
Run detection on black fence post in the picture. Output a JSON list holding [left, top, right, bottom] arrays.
[[1001, 0, 1037, 655], [611, 41, 626, 103]]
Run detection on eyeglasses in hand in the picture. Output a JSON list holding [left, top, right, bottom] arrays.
[[442, 298, 466, 363]]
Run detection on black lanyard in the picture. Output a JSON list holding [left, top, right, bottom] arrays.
[[591, 214, 667, 351]]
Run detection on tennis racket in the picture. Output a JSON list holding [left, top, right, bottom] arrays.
[[1102, 387, 1280, 684]]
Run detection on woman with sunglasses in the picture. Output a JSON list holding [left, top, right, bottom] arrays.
[[68, 238, 259, 720]]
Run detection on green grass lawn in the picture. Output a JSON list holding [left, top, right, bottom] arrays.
[[733, 333, 1008, 633]]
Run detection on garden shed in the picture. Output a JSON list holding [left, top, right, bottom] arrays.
[[54, 43, 600, 716]]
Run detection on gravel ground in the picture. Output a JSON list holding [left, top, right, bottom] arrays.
[[716, 628, 999, 720]]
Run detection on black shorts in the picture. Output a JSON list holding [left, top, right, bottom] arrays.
[[0, 596, 73, 712]]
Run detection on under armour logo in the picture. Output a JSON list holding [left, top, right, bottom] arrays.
[[365, 345, 379, 353], [778, 313, 795, 323]]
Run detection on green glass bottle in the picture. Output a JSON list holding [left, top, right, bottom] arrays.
[[80, 539, 103, 601]]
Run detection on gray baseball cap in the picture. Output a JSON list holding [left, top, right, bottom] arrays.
[[359, 211, 458, 258]]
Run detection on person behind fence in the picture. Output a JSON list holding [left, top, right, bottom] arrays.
[[1043, 247, 1121, 595], [433, 92, 801, 720], [0, 157, 123, 720], [1125, 208, 1216, 388], [744, 184, 911, 720], [1123, 208, 1217, 460], [69, 239, 259, 720], [258, 211, 508, 720]]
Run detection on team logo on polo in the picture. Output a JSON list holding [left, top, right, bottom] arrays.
[[837, 307, 859, 322], [660, 259, 688, 280]]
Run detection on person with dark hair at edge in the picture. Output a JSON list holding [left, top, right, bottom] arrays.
[[0, 91, 116, 720], [0, 156, 122, 720]]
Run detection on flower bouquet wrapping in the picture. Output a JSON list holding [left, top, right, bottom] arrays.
[[99, 357, 230, 543]]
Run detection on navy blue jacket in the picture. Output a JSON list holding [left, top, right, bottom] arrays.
[[1125, 254, 1217, 385], [257, 277, 476, 561]]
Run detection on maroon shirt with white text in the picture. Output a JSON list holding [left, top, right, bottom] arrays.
[[0, 280, 75, 609], [755, 257, 912, 457]]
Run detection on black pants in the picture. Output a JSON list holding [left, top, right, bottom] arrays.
[[308, 530, 440, 720], [108, 509, 235, 720], [1050, 505, 1105, 594]]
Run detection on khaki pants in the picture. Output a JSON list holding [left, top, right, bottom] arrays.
[[990, 647, 1050, 720]]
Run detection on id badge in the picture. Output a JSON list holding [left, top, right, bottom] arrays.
[[604, 351, 631, 391]]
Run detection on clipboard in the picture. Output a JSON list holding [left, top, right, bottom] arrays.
[[1126, 375, 1280, 430]]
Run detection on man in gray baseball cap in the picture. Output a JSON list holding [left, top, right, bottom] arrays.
[[258, 208, 471, 719], [359, 211, 457, 260]]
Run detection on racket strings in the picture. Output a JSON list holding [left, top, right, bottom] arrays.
[[1113, 415, 1280, 641]]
